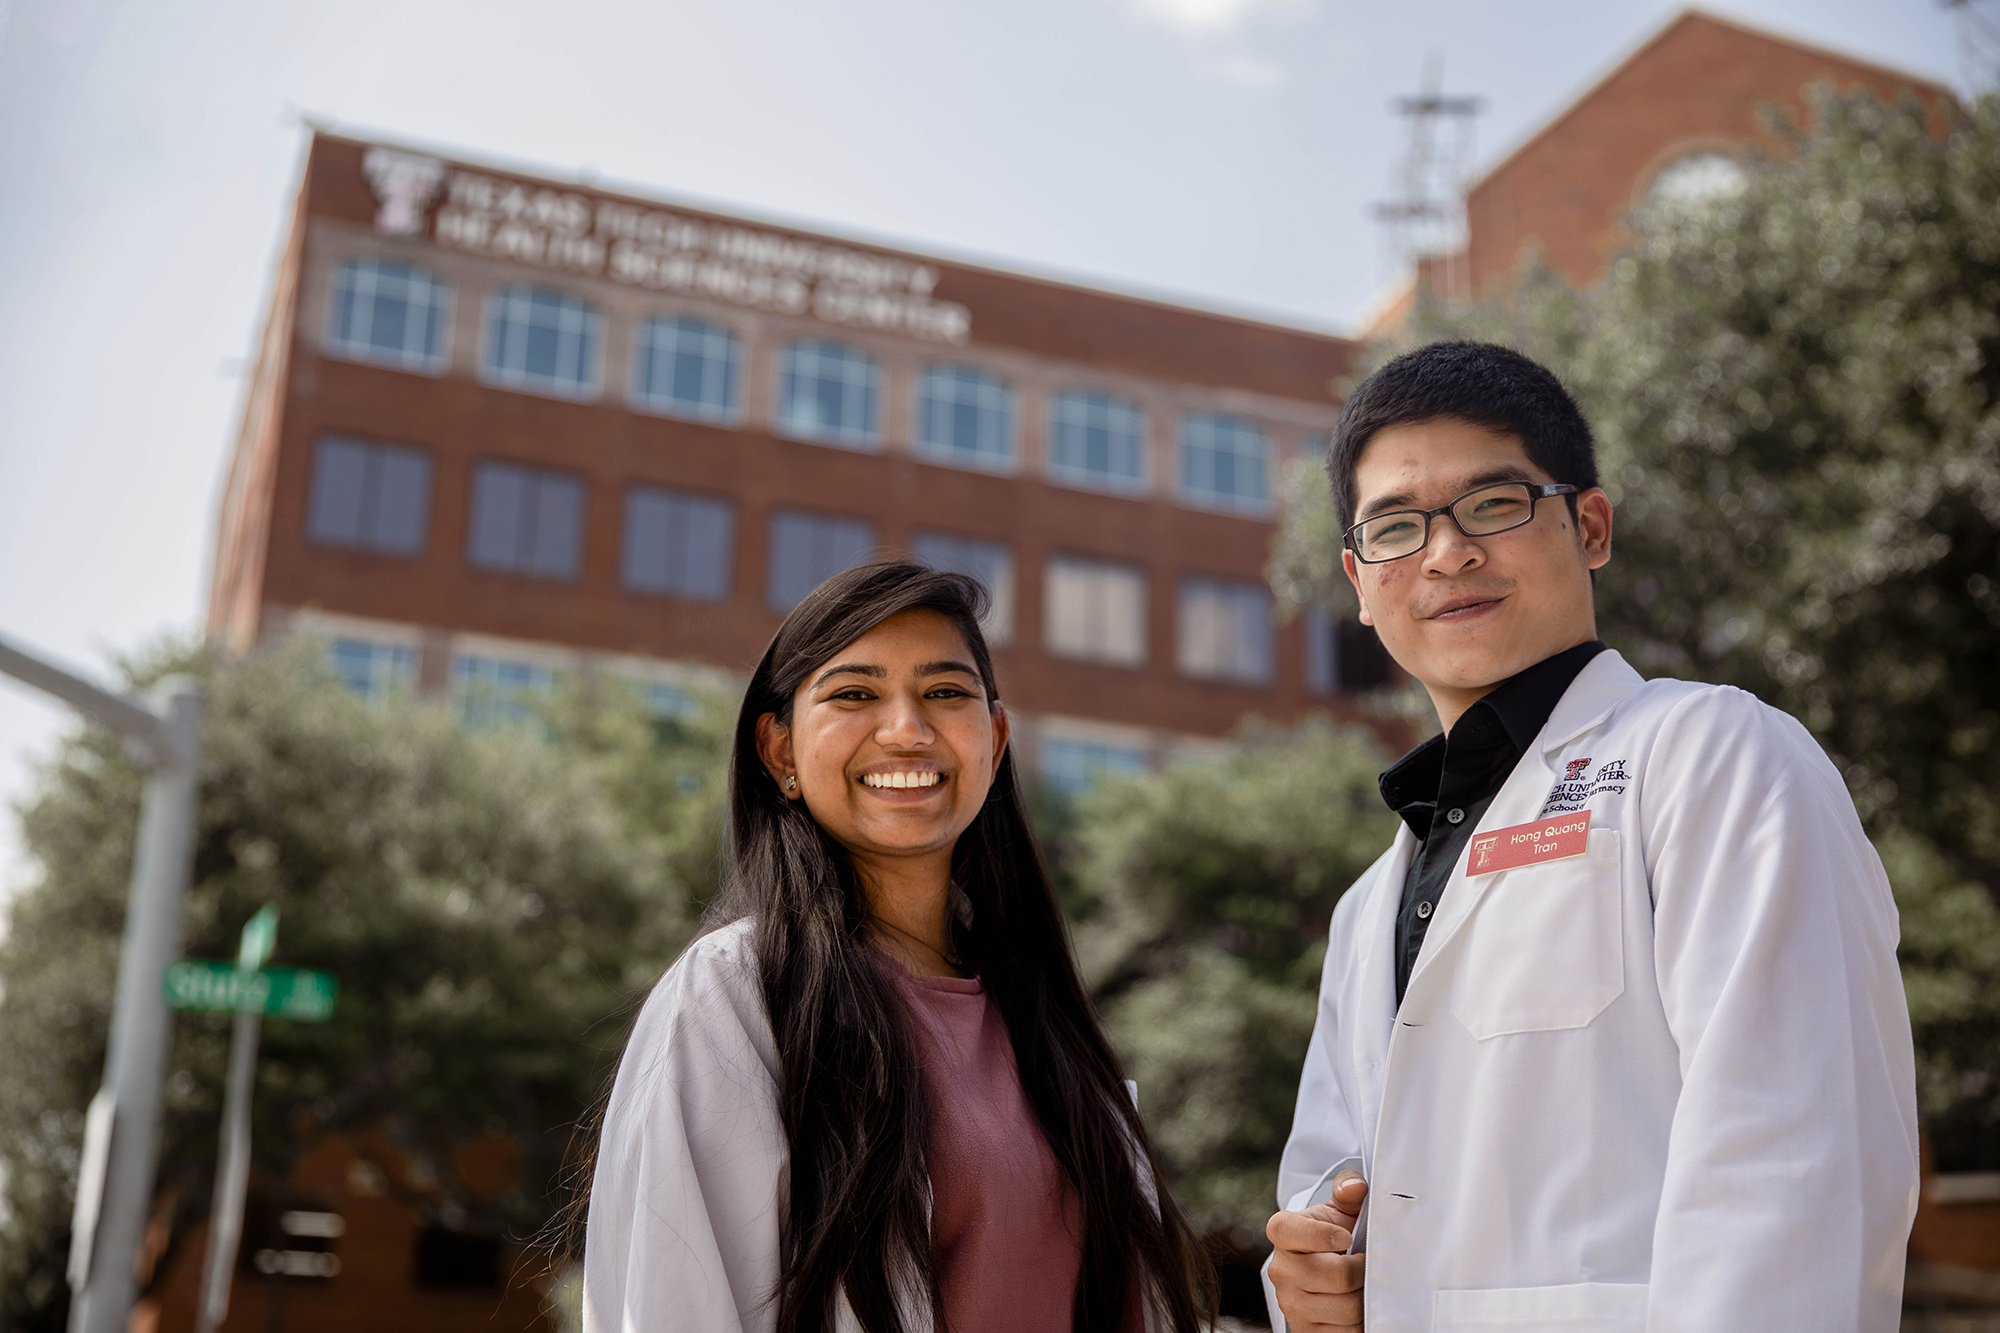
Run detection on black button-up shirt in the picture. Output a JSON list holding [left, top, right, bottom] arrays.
[[1380, 640, 1607, 1004]]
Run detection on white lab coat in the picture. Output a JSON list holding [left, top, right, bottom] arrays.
[[583, 918, 1164, 1333], [1265, 650, 1919, 1333]]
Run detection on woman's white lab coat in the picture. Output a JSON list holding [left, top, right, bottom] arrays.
[[1267, 650, 1919, 1333], [582, 919, 1163, 1333]]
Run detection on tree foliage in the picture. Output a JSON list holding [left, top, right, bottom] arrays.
[[1275, 85, 2000, 1164], [1061, 719, 1399, 1236], [0, 640, 728, 1330]]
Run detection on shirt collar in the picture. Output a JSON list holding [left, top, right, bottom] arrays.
[[1376, 639, 1607, 821]]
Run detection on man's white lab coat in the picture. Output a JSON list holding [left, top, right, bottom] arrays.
[[1266, 650, 1919, 1333]]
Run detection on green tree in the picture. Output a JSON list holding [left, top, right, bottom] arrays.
[[0, 639, 729, 1330], [1063, 718, 1399, 1236], [1275, 85, 2000, 1164]]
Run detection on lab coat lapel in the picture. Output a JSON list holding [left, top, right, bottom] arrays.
[[1401, 651, 1645, 999], [1353, 829, 1414, 1150]]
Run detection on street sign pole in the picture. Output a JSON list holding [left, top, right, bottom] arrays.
[[195, 907, 278, 1333], [0, 636, 213, 1333]]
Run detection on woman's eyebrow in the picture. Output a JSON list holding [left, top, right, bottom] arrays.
[[916, 660, 980, 679], [811, 662, 886, 690]]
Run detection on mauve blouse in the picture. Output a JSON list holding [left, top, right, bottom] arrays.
[[882, 957, 1143, 1333]]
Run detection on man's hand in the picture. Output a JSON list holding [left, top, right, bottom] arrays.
[[1266, 1172, 1367, 1331]]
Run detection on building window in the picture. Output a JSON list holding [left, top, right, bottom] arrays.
[[452, 655, 556, 731], [1045, 556, 1147, 666], [638, 681, 697, 722], [1180, 412, 1270, 513], [1305, 605, 1395, 694], [777, 340, 880, 447], [467, 462, 585, 580], [1040, 736, 1148, 795], [329, 638, 416, 702], [1301, 431, 1331, 464], [1049, 391, 1146, 494], [767, 510, 877, 611], [915, 364, 1015, 472], [326, 257, 451, 372], [306, 436, 432, 556], [622, 486, 734, 602], [632, 314, 741, 422], [482, 286, 600, 399], [911, 532, 1015, 646], [1178, 577, 1273, 684]]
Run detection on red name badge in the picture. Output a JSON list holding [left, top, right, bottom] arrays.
[[1466, 810, 1592, 876]]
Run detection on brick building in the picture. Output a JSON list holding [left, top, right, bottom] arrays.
[[206, 134, 1384, 790], [1368, 8, 1953, 329]]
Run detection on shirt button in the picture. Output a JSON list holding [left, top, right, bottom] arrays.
[[1446, 808, 1465, 825], [1416, 901, 1433, 919]]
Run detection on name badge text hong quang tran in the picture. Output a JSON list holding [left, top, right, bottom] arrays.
[[1466, 810, 1592, 876]]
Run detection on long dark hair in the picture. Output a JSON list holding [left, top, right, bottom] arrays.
[[719, 560, 1213, 1333]]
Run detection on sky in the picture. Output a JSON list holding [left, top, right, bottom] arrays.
[[0, 0, 1969, 899]]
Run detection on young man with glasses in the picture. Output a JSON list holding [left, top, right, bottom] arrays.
[[1263, 342, 1917, 1332]]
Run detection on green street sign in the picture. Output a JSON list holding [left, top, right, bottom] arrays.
[[163, 962, 339, 1022]]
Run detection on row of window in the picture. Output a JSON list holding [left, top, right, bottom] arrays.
[[326, 257, 1287, 512], [334, 632, 1151, 790], [309, 434, 1389, 690]]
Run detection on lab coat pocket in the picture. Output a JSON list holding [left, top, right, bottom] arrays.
[[1450, 829, 1623, 1039], [1432, 1281, 1647, 1330]]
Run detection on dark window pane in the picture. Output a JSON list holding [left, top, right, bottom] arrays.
[[525, 474, 584, 579], [414, 1228, 499, 1289], [768, 511, 875, 610], [682, 498, 732, 600], [307, 439, 369, 544], [622, 490, 673, 593], [468, 464, 527, 570], [367, 447, 432, 555]]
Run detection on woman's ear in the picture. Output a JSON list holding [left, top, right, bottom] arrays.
[[754, 712, 799, 798], [989, 701, 1011, 778]]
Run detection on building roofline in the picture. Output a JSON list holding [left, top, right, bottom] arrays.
[[307, 123, 1358, 348], [1465, 7, 1954, 197]]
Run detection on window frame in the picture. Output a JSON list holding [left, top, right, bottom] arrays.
[[304, 435, 434, 557], [1178, 411, 1272, 515], [1048, 390, 1148, 495], [324, 256, 454, 374], [765, 509, 879, 612], [910, 530, 1016, 646], [914, 363, 1017, 474], [620, 484, 736, 603], [775, 339, 883, 449], [465, 460, 588, 582], [630, 313, 744, 424], [1044, 554, 1149, 667], [480, 285, 603, 401], [1176, 575, 1275, 685]]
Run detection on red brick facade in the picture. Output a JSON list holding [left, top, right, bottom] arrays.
[[1463, 10, 1952, 295], [209, 135, 1374, 770]]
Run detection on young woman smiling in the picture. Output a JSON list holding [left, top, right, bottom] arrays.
[[582, 561, 1214, 1333]]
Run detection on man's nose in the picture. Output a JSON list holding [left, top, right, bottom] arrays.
[[1419, 514, 1485, 575]]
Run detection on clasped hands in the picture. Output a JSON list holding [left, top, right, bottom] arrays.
[[1266, 1172, 1367, 1331]]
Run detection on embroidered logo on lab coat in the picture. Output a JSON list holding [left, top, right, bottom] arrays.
[[1539, 757, 1631, 817]]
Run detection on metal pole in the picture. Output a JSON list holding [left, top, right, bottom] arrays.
[[195, 1007, 260, 1333], [66, 678, 204, 1333]]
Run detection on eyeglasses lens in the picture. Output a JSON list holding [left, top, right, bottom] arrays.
[[1353, 483, 1536, 562]]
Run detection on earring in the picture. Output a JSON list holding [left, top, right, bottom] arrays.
[[784, 775, 797, 793]]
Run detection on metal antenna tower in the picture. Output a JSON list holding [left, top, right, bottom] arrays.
[[1373, 53, 1485, 302]]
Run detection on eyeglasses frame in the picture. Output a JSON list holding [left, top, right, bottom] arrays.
[[1343, 481, 1581, 565]]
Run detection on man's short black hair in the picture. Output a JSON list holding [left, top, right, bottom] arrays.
[[1328, 341, 1599, 531]]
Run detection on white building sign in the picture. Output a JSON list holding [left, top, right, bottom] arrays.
[[421, 169, 972, 345]]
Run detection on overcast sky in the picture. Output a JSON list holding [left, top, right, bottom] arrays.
[[0, 0, 1967, 897]]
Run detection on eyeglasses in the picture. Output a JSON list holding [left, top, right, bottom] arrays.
[[1344, 482, 1579, 564]]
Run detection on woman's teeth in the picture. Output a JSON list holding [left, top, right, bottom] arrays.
[[861, 771, 942, 790]]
